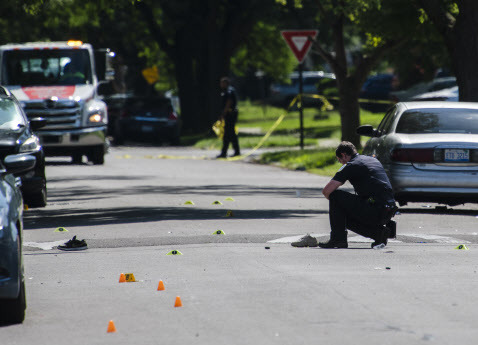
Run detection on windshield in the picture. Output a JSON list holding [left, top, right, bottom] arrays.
[[396, 108, 478, 134], [2, 49, 92, 86], [0, 98, 26, 130]]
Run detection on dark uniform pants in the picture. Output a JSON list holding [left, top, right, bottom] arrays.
[[221, 110, 240, 155], [328, 190, 384, 242]]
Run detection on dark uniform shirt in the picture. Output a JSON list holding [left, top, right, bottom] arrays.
[[221, 86, 237, 111], [332, 154, 395, 204]]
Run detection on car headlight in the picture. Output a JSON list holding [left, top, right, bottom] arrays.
[[89, 113, 103, 123], [19, 136, 41, 153], [88, 108, 106, 124]]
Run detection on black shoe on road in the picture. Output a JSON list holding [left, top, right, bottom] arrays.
[[58, 236, 87, 251], [318, 239, 348, 249]]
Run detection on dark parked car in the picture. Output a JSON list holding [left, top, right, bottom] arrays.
[[390, 77, 456, 102], [357, 102, 478, 206], [359, 73, 398, 113], [114, 96, 180, 145], [268, 71, 336, 108], [0, 86, 47, 207], [0, 154, 36, 324]]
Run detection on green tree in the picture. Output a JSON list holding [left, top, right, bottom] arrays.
[[133, 0, 280, 133], [418, 0, 478, 101], [280, 0, 425, 147]]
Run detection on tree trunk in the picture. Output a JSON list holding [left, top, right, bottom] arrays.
[[420, 0, 478, 102], [337, 77, 361, 148], [174, 30, 202, 133], [450, 1, 478, 101]]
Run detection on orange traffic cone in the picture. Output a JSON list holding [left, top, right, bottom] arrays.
[[119, 273, 126, 283], [107, 320, 117, 333], [174, 296, 183, 307], [157, 280, 165, 291]]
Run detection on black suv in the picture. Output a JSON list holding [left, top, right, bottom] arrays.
[[0, 86, 47, 207]]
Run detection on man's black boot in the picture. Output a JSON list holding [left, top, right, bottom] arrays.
[[386, 220, 396, 238], [371, 226, 391, 249], [318, 239, 348, 249]]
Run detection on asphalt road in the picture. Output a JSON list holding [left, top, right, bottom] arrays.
[[2, 145, 478, 345]]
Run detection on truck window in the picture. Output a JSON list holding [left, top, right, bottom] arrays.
[[2, 49, 92, 86]]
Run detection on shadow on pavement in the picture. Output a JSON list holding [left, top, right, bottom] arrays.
[[44, 184, 324, 203], [398, 207, 478, 217], [24, 206, 327, 230]]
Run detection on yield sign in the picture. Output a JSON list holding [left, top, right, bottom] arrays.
[[281, 30, 318, 63]]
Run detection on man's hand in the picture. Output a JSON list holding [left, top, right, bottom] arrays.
[[322, 179, 343, 200]]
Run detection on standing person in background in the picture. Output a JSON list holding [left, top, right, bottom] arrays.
[[217, 77, 240, 158]]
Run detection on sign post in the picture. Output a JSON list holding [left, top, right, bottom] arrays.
[[281, 30, 318, 150]]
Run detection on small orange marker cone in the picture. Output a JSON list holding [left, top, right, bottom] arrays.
[[174, 296, 183, 307], [107, 320, 117, 333], [157, 280, 165, 291], [119, 273, 126, 283]]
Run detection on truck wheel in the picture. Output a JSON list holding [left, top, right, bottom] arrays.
[[71, 154, 83, 164], [88, 147, 105, 165], [170, 136, 181, 146]]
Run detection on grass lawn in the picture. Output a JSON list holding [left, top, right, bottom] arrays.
[[192, 100, 387, 176]]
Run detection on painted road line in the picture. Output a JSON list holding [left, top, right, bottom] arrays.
[[402, 234, 471, 244], [267, 234, 328, 244], [23, 240, 67, 250], [348, 236, 402, 243], [268, 234, 402, 244]]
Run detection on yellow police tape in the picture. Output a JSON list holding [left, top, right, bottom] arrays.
[[225, 93, 332, 161], [115, 93, 394, 162], [225, 93, 394, 161]]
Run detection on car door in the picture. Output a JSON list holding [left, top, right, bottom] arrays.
[[362, 106, 396, 157]]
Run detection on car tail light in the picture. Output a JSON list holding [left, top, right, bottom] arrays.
[[168, 111, 178, 121], [390, 148, 435, 163]]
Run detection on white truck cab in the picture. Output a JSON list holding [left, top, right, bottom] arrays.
[[0, 40, 113, 164]]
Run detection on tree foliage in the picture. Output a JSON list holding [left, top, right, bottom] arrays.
[[418, 0, 478, 101]]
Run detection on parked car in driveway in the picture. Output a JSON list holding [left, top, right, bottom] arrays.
[[390, 77, 457, 102], [410, 86, 458, 102], [268, 71, 336, 108], [0, 86, 47, 207], [357, 102, 478, 206], [359, 73, 398, 113], [0, 154, 36, 324], [114, 96, 180, 145]]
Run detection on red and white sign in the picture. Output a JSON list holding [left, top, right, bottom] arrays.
[[22, 86, 76, 100], [281, 30, 318, 63]]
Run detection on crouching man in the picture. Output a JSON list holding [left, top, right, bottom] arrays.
[[293, 141, 397, 249]]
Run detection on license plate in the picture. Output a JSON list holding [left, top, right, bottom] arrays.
[[444, 149, 469, 162], [141, 125, 154, 133]]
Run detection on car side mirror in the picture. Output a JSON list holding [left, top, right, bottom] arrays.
[[29, 117, 47, 131], [1, 155, 36, 176], [356, 125, 377, 137]]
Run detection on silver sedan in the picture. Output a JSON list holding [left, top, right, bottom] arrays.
[[357, 102, 478, 206]]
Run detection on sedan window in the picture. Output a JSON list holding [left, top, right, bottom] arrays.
[[0, 99, 26, 130], [377, 107, 396, 135], [396, 109, 478, 134]]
